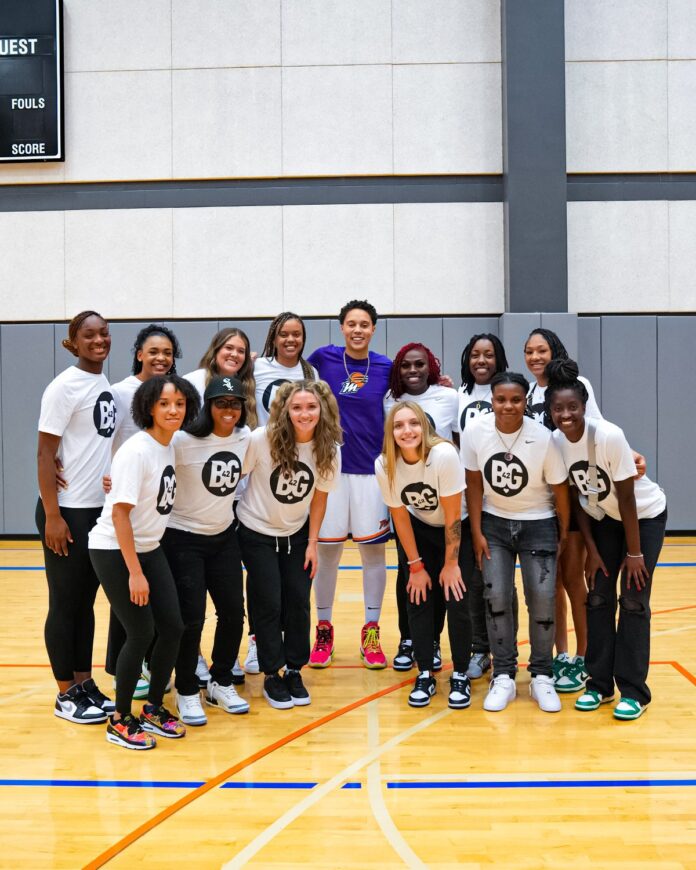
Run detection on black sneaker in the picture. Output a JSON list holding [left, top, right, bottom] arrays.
[[81, 678, 115, 714], [408, 672, 436, 708], [393, 640, 415, 671], [448, 672, 471, 709], [284, 669, 311, 706], [54, 684, 107, 724], [433, 642, 443, 672], [263, 673, 293, 710]]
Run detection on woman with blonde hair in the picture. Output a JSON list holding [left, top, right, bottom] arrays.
[[236, 380, 342, 709], [375, 402, 472, 709]]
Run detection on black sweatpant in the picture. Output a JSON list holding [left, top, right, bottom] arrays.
[[237, 520, 311, 675], [89, 546, 184, 716], [394, 530, 446, 644], [35, 499, 101, 682], [161, 524, 244, 696], [407, 514, 473, 674]]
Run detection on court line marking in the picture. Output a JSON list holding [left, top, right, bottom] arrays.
[[386, 778, 696, 789], [385, 770, 696, 781], [0, 779, 362, 790], [652, 625, 694, 637], [220, 705, 451, 870], [83, 675, 414, 870]]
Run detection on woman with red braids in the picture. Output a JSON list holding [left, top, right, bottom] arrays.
[[383, 343, 461, 671]]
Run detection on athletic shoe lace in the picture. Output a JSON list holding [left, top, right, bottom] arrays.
[[315, 626, 332, 651], [363, 626, 381, 653]]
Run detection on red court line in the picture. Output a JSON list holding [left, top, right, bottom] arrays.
[[83, 675, 414, 870]]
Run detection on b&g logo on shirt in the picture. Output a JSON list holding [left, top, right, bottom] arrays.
[[460, 400, 491, 431], [270, 462, 314, 504], [484, 452, 529, 497], [93, 391, 116, 438], [157, 465, 176, 515], [569, 461, 611, 502], [202, 451, 242, 497], [401, 483, 439, 511], [263, 379, 291, 412]]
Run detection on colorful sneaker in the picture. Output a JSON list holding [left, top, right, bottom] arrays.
[[575, 689, 614, 711], [244, 635, 260, 674], [530, 674, 562, 713], [448, 672, 471, 709], [206, 680, 250, 714], [466, 652, 491, 680], [106, 714, 156, 750], [195, 655, 211, 690], [81, 678, 115, 714], [613, 697, 646, 721], [432, 642, 443, 672], [176, 692, 208, 726], [555, 657, 589, 693], [140, 704, 186, 738], [283, 669, 311, 706], [408, 672, 437, 707], [54, 684, 106, 724], [483, 674, 516, 712], [231, 658, 245, 686], [360, 622, 387, 669], [393, 639, 415, 672], [309, 620, 334, 668], [263, 673, 294, 710], [553, 653, 573, 682]]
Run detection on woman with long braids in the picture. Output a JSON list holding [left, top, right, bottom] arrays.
[[546, 359, 666, 720]]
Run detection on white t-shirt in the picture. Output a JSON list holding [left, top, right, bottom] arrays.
[[168, 427, 251, 536], [237, 427, 340, 537], [552, 420, 666, 522], [461, 415, 567, 520], [254, 357, 318, 425], [38, 366, 116, 509], [111, 374, 142, 454], [383, 385, 459, 440], [183, 368, 207, 403], [527, 375, 602, 426], [375, 441, 465, 527], [458, 383, 493, 434], [88, 431, 176, 553]]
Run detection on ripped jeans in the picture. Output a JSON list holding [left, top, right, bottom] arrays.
[[481, 512, 558, 678]]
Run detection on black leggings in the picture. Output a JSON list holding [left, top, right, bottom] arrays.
[[407, 514, 473, 674], [35, 499, 101, 682], [89, 547, 184, 716], [161, 524, 245, 695]]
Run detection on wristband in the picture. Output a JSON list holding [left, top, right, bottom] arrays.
[[409, 560, 424, 574], [626, 552, 643, 559], [407, 556, 422, 565]]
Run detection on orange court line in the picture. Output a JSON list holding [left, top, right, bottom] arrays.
[[83, 674, 414, 870], [668, 661, 696, 687]]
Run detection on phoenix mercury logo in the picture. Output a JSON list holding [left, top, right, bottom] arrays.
[[339, 372, 369, 395]]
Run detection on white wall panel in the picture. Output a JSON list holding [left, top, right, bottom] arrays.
[[668, 61, 696, 170], [173, 207, 283, 317], [0, 213, 65, 320], [565, 0, 667, 61], [64, 0, 171, 72], [282, 205, 394, 316], [282, 65, 392, 175], [394, 203, 504, 314], [282, 0, 391, 66], [173, 68, 281, 178], [568, 201, 669, 312], [65, 209, 173, 319], [172, 0, 280, 68], [668, 0, 696, 58], [566, 61, 668, 171], [393, 0, 500, 63], [393, 63, 502, 173], [65, 71, 172, 181], [668, 202, 696, 311]]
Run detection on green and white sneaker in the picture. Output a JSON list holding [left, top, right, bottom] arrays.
[[575, 689, 614, 711], [613, 697, 646, 721], [553, 653, 573, 682], [555, 656, 589, 693]]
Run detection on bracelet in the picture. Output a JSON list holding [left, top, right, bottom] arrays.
[[626, 552, 643, 558], [406, 556, 422, 565], [409, 562, 424, 575]]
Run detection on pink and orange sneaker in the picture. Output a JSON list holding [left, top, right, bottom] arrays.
[[360, 622, 387, 669], [139, 704, 186, 739], [106, 714, 156, 750], [309, 620, 334, 668]]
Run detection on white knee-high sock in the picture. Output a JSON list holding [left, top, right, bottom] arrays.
[[314, 542, 344, 623], [359, 542, 387, 624]]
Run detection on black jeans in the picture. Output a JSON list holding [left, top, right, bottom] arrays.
[[406, 514, 473, 674], [586, 508, 667, 706], [161, 524, 244, 695], [89, 547, 184, 716], [35, 499, 101, 682], [237, 520, 312, 675]]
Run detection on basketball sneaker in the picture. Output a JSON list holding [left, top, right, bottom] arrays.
[[140, 704, 186, 738], [244, 635, 260, 674], [54, 684, 106, 724], [309, 620, 334, 668], [106, 714, 156, 750], [360, 622, 387, 669]]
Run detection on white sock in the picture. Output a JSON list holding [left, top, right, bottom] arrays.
[[359, 542, 386, 624], [314, 542, 344, 624]]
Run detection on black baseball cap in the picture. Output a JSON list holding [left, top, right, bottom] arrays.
[[204, 376, 246, 401]]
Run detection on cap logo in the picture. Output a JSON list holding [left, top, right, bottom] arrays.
[[222, 377, 234, 392]]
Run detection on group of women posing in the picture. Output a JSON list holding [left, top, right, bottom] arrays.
[[37, 308, 666, 753]]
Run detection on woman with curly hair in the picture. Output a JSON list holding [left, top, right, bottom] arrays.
[[236, 380, 342, 709]]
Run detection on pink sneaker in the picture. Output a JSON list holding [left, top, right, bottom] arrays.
[[360, 622, 387, 669], [309, 620, 334, 668]]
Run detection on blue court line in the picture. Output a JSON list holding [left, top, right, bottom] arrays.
[[387, 778, 696, 790], [0, 778, 362, 790]]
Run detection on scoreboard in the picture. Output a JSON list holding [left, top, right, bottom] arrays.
[[0, 0, 63, 162]]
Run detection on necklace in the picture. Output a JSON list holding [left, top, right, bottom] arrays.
[[495, 424, 523, 461], [343, 350, 370, 384]]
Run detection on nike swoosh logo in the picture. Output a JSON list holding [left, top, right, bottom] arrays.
[[525, 440, 534, 444]]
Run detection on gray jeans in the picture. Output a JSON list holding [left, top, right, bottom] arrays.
[[481, 512, 558, 678]]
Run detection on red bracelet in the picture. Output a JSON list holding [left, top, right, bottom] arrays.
[[409, 559, 424, 574]]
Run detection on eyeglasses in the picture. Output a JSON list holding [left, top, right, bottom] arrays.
[[213, 398, 242, 410]]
